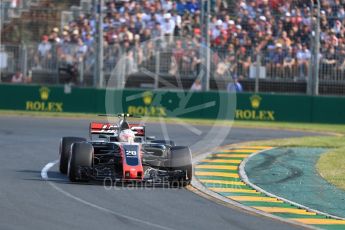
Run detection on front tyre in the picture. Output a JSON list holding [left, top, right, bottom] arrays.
[[68, 142, 93, 182], [169, 146, 192, 187], [59, 137, 86, 174]]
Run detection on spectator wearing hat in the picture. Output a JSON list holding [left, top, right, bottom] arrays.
[[171, 10, 182, 36], [48, 27, 61, 44], [283, 12, 293, 33], [162, 13, 175, 43], [61, 31, 71, 44]]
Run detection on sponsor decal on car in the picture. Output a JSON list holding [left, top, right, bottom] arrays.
[[123, 145, 140, 166]]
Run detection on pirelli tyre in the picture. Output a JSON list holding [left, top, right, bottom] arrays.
[[169, 146, 192, 187], [68, 142, 93, 182], [151, 140, 175, 146], [59, 137, 86, 174]]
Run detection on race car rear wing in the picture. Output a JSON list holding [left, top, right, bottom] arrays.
[[89, 122, 146, 141]]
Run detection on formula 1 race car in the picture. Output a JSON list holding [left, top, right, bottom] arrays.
[[59, 114, 192, 186]]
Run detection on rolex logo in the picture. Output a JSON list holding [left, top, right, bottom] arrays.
[[250, 95, 262, 109], [39, 87, 50, 101], [142, 91, 153, 105]]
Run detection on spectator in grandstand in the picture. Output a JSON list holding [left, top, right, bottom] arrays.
[[119, 25, 134, 43], [83, 33, 95, 47], [181, 48, 194, 75], [272, 43, 286, 78], [176, 0, 187, 15], [34, 35, 52, 69], [227, 77, 243, 93], [10, 0, 19, 8], [276, 31, 292, 49], [152, 22, 163, 38], [321, 46, 337, 79], [172, 40, 184, 73], [48, 27, 61, 44], [76, 38, 88, 62], [11, 71, 24, 83], [297, 25, 311, 45], [34, 0, 345, 83], [61, 30, 71, 44], [162, 13, 175, 42], [283, 47, 296, 79], [191, 49, 202, 77], [190, 78, 202, 91], [236, 46, 251, 78], [140, 28, 152, 42], [210, 18, 222, 41], [296, 43, 311, 79], [0, 47, 8, 71], [336, 46, 345, 77], [215, 60, 228, 79], [185, 0, 200, 13], [162, 0, 173, 12], [71, 28, 81, 44]]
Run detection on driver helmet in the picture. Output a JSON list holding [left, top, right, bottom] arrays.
[[119, 129, 135, 143]]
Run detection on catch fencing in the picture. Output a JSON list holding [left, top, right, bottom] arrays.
[[1, 1, 345, 95]]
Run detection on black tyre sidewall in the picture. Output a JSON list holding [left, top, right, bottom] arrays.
[[169, 146, 192, 187], [68, 142, 93, 182], [59, 137, 86, 174]]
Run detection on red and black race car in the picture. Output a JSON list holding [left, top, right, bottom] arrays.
[[59, 114, 192, 186]]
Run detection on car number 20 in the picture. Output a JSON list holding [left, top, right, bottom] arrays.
[[126, 150, 137, 156]]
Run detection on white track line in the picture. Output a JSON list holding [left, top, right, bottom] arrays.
[[41, 160, 174, 230], [41, 160, 59, 180]]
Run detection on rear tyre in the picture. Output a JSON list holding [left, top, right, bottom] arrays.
[[151, 140, 175, 146], [59, 137, 86, 174], [169, 146, 192, 187], [68, 142, 93, 182]]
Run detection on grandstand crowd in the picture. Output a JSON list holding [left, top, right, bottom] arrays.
[[30, 0, 345, 85]]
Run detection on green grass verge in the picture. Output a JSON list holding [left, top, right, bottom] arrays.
[[316, 147, 345, 190], [1, 109, 345, 189]]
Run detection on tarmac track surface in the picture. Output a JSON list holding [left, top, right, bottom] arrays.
[[0, 116, 318, 230]]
